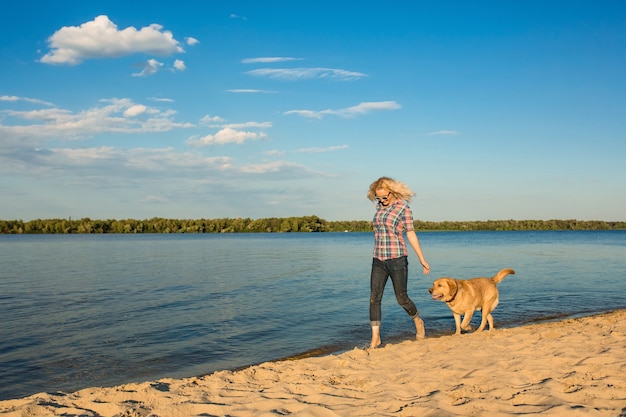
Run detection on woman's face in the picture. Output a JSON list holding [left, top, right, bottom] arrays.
[[375, 188, 393, 207]]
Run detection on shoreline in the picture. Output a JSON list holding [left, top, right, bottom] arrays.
[[2, 309, 624, 416]]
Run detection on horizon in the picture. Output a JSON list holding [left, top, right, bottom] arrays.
[[1, 1, 625, 222], [3, 216, 624, 224]]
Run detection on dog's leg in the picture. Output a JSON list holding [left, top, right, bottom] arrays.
[[477, 306, 493, 332], [476, 314, 488, 331], [460, 311, 474, 330], [460, 310, 474, 332], [488, 298, 499, 331], [480, 298, 498, 331], [453, 313, 462, 335]]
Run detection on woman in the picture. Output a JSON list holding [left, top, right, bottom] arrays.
[[367, 176, 431, 348]]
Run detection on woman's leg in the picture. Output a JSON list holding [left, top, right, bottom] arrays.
[[388, 256, 425, 339], [369, 258, 387, 348], [413, 316, 426, 339], [370, 325, 381, 349]]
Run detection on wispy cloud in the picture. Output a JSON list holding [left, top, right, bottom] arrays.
[[131, 58, 186, 77], [150, 97, 175, 103], [263, 149, 285, 156], [223, 121, 272, 129], [284, 101, 401, 119], [227, 89, 277, 94], [40, 15, 186, 65], [189, 118, 272, 146], [242, 57, 303, 64], [140, 195, 169, 204], [132, 59, 164, 77], [1, 137, 333, 193], [199, 115, 226, 125], [239, 161, 307, 174], [0, 144, 235, 177], [262, 145, 348, 156], [1, 95, 54, 106], [246, 67, 366, 81], [0, 97, 193, 144], [295, 145, 349, 153], [429, 130, 459, 136], [186, 127, 268, 147]]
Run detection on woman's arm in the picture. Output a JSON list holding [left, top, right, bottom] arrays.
[[406, 230, 430, 274]]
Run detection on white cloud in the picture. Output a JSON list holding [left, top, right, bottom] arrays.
[[186, 127, 267, 147], [336, 101, 401, 116], [53, 146, 119, 163], [1, 95, 54, 106], [40, 15, 184, 65], [0, 97, 193, 144], [284, 101, 401, 119], [27, 146, 321, 179], [185, 37, 199, 46], [173, 59, 186, 71], [242, 57, 302, 64], [1, 139, 330, 198], [124, 105, 148, 117], [199, 115, 226, 125], [0, 145, 236, 177], [283, 109, 322, 119], [246, 67, 366, 81], [1, 95, 21, 102], [132, 58, 164, 77]]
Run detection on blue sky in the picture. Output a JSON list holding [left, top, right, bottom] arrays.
[[1, 1, 625, 222]]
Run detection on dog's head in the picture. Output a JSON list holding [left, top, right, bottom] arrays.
[[428, 278, 458, 303]]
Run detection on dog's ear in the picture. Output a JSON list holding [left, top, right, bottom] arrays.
[[447, 278, 458, 301]]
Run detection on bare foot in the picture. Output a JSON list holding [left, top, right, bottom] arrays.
[[370, 325, 382, 348], [414, 316, 426, 339], [369, 337, 381, 349]]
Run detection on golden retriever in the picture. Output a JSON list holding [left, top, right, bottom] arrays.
[[428, 268, 515, 334]]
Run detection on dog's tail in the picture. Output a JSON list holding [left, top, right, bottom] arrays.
[[491, 268, 515, 284]]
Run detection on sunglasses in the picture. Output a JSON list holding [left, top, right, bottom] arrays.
[[375, 192, 391, 202]]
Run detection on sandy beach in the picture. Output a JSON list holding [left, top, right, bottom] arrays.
[[1, 309, 624, 417]]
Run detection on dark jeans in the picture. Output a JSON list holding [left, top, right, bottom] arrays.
[[369, 256, 418, 326]]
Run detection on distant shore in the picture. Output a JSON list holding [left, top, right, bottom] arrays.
[[2, 216, 625, 234], [1, 309, 624, 416]]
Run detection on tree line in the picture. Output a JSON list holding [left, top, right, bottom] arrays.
[[1, 216, 624, 234]]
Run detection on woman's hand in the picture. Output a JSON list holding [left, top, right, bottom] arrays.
[[421, 261, 431, 275]]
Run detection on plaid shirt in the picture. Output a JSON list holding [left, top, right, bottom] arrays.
[[372, 200, 415, 260]]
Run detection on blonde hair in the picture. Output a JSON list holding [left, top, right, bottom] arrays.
[[367, 176, 416, 202]]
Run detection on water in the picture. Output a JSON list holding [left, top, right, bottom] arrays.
[[1, 231, 624, 401]]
